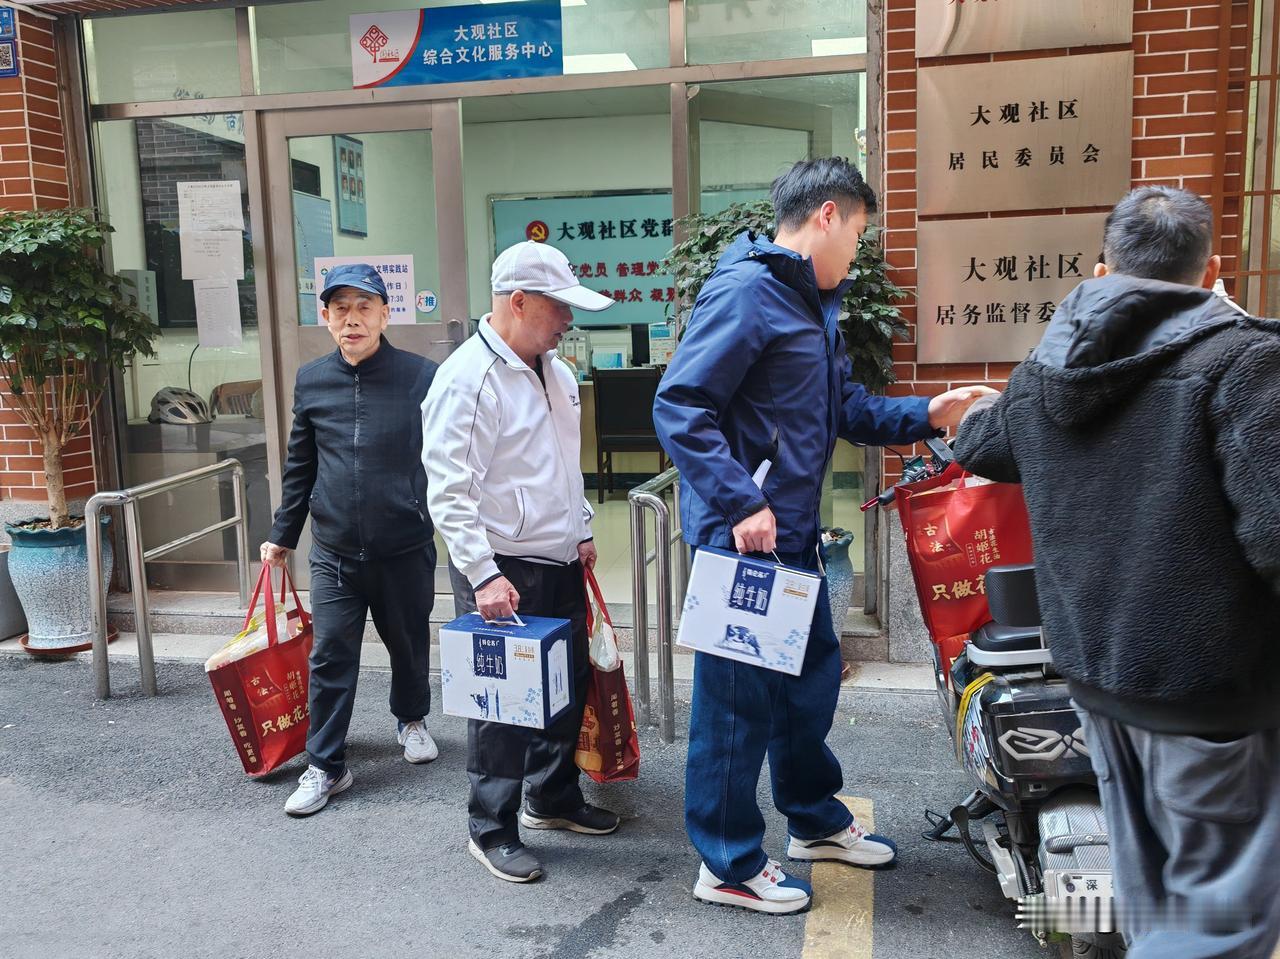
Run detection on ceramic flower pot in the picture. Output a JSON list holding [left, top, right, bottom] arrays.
[[819, 527, 856, 637], [5, 515, 112, 652]]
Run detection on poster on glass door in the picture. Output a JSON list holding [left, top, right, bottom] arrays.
[[312, 255, 415, 325], [350, 0, 562, 89]]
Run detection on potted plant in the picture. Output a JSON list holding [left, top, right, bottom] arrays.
[[0, 208, 155, 654]]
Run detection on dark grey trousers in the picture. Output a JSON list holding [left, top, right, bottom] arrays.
[[305, 542, 435, 775], [450, 557, 590, 850], [1077, 708, 1280, 959]]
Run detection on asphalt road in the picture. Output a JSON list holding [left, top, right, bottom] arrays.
[[0, 656, 1045, 959]]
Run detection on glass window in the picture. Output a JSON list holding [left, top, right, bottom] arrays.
[[252, 0, 668, 96], [84, 10, 241, 105], [286, 130, 441, 325], [686, 0, 865, 66], [94, 116, 270, 588], [699, 73, 868, 197]]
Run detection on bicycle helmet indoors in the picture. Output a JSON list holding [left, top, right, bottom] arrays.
[[148, 386, 215, 425]]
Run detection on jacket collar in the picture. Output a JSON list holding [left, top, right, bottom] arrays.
[[333, 335, 396, 376], [737, 232, 856, 312], [478, 314, 554, 372]]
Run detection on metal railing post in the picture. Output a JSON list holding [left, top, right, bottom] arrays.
[[629, 496, 651, 726], [86, 459, 249, 699], [650, 494, 676, 744], [231, 462, 251, 608], [124, 499, 157, 697], [87, 493, 111, 700]]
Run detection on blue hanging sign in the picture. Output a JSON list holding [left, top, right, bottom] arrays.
[[350, 2, 562, 89], [0, 8, 15, 40]]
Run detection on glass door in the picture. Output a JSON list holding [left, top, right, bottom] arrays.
[[261, 102, 469, 587]]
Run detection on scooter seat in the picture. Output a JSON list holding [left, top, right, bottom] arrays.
[[971, 622, 1043, 653]]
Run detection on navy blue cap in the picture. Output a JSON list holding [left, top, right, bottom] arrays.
[[320, 263, 388, 305]]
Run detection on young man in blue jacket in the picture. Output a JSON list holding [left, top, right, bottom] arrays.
[[261, 263, 440, 817], [653, 157, 993, 914]]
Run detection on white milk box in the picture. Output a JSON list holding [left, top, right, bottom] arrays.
[[440, 613, 575, 729], [676, 547, 822, 676]]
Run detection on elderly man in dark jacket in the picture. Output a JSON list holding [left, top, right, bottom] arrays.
[[955, 186, 1280, 959], [653, 157, 992, 914], [262, 263, 439, 817]]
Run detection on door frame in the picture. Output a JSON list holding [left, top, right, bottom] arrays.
[[253, 100, 469, 583]]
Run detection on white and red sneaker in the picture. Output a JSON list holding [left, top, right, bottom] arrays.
[[692, 859, 813, 915], [787, 819, 897, 869]]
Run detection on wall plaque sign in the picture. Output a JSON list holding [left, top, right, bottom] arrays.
[[917, 212, 1109, 364], [916, 0, 1133, 58], [918, 51, 1132, 216]]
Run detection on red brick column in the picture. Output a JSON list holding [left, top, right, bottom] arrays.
[[0, 10, 95, 505], [879, 0, 1250, 483]]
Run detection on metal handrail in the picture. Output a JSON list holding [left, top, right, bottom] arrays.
[[629, 467, 689, 744], [88, 459, 251, 699]]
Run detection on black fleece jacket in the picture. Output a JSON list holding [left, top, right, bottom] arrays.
[[268, 338, 438, 561], [954, 274, 1280, 735]]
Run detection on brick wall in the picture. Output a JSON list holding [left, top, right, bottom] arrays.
[[879, 0, 1251, 481], [0, 9, 95, 505]]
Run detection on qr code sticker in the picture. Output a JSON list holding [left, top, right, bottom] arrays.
[[0, 45, 13, 72]]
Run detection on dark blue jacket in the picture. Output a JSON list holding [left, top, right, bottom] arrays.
[[653, 232, 935, 554], [268, 338, 438, 561]]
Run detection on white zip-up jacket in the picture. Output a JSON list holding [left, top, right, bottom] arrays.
[[422, 316, 593, 589]]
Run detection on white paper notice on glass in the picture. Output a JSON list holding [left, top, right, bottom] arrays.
[[313, 255, 415, 325], [193, 278, 243, 348], [177, 180, 244, 232], [180, 230, 244, 281]]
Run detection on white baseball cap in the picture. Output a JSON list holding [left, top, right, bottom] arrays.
[[491, 241, 616, 312]]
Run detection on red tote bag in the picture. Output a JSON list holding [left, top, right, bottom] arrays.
[[896, 463, 1034, 665], [574, 569, 640, 784], [208, 565, 314, 777]]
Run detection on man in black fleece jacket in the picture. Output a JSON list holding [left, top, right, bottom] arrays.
[[262, 263, 440, 817], [955, 187, 1280, 959]]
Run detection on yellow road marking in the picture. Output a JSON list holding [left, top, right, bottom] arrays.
[[802, 796, 876, 959]]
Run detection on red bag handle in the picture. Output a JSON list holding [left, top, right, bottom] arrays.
[[244, 564, 308, 647], [583, 567, 612, 635]]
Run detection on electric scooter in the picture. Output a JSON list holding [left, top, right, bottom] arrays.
[[868, 440, 1124, 959]]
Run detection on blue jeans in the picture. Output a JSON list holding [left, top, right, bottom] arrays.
[[684, 547, 854, 882]]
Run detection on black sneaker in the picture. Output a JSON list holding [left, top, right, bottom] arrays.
[[520, 802, 620, 835], [468, 839, 543, 883]]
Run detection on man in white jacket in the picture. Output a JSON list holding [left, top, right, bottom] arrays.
[[422, 241, 619, 883]]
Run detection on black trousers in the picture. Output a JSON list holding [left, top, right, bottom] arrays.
[[306, 541, 436, 775], [450, 556, 591, 849]]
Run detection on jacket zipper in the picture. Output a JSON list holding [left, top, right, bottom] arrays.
[[536, 368, 580, 552], [354, 370, 365, 561]]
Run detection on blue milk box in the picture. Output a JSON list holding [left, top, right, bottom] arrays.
[[676, 547, 822, 676], [439, 613, 575, 729]]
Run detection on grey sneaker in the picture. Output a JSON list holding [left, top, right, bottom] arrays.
[[468, 839, 543, 883], [397, 720, 439, 764], [284, 764, 353, 817], [519, 802, 620, 835]]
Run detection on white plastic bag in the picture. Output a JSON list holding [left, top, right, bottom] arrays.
[[585, 570, 621, 672], [204, 601, 298, 672]]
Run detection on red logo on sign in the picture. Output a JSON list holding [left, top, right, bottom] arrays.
[[360, 24, 390, 62], [526, 221, 549, 242]]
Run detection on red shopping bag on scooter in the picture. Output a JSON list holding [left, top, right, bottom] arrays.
[[206, 565, 313, 776], [896, 462, 1033, 660], [574, 569, 640, 784]]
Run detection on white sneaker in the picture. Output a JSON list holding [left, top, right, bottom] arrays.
[[397, 720, 439, 764], [692, 859, 812, 915], [787, 819, 897, 869], [284, 764, 353, 817]]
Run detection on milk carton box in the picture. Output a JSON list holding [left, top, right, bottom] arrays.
[[676, 547, 822, 676], [440, 613, 575, 729]]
